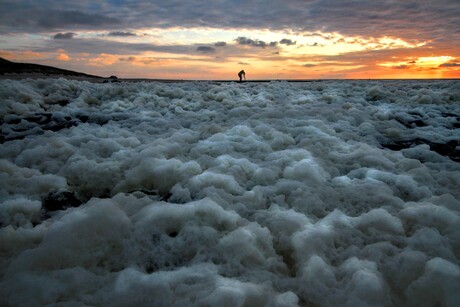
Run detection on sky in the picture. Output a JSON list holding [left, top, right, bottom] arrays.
[[1, 0, 460, 80]]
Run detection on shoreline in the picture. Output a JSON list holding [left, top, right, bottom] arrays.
[[1, 73, 459, 83]]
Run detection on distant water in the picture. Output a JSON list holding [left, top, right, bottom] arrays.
[[1, 78, 459, 306]]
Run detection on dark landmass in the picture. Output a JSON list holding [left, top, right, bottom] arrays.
[[0, 57, 103, 80]]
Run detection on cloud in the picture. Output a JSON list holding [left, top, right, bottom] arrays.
[[0, 4, 120, 31], [196, 46, 215, 53], [108, 31, 137, 37], [0, 0, 459, 61], [0, 50, 45, 62], [1, 0, 458, 80], [119, 56, 136, 62], [38, 10, 120, 29], [238, 62, 250, 65], [38, 38, 193, 55], [57, 53, 70, 61], [306, 42, 324, 47], [53, 32, 76, 39], [280, 39, 296, 46], [303, 64, 316, 67], [439, 62, 460, 67], [88, 53, 118, 66], [235, 37, 277, 48], [393, 65, 410, 69], [1, 0, 459, 46], [117, 56, 162, 65]]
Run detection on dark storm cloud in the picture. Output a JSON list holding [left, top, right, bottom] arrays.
[[1, 0, 459, 50], [108, 31, 137, 37], [439, 62, 460, 67], [29, 36, 266, 62], [53, 32, 75, 39], [214, 41, 227, 47], [196, 46, 215, 53], [126, 1, 458, 43], [37, 11, 119, 28], [0, 2, 119, 31], [36, 38, 193, 55], [280, 39, 296, 46], [235, 37, 277, 48]]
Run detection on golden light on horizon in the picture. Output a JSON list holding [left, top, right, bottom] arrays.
[[378, 55, 456, 71], [416, 56, 455, 68]]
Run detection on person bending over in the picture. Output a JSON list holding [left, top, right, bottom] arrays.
[[238, 70, 246, 82]]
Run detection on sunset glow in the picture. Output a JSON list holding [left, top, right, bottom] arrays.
[[1, 1, 459, 79]]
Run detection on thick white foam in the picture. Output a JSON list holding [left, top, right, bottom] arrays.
[[0, 78, 459, 306]]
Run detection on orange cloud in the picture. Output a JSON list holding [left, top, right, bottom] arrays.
[[88, 53, 119, 66], [0, 50, 45, 62], [57, 53, 70, 61]]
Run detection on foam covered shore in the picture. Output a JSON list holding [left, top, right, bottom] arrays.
[[1, 78, 459, 306]]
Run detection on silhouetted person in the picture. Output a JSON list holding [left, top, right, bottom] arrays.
[[238, 70, 246, 82]]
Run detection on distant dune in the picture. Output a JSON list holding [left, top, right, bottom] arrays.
[[0, 57, 103, 80]]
